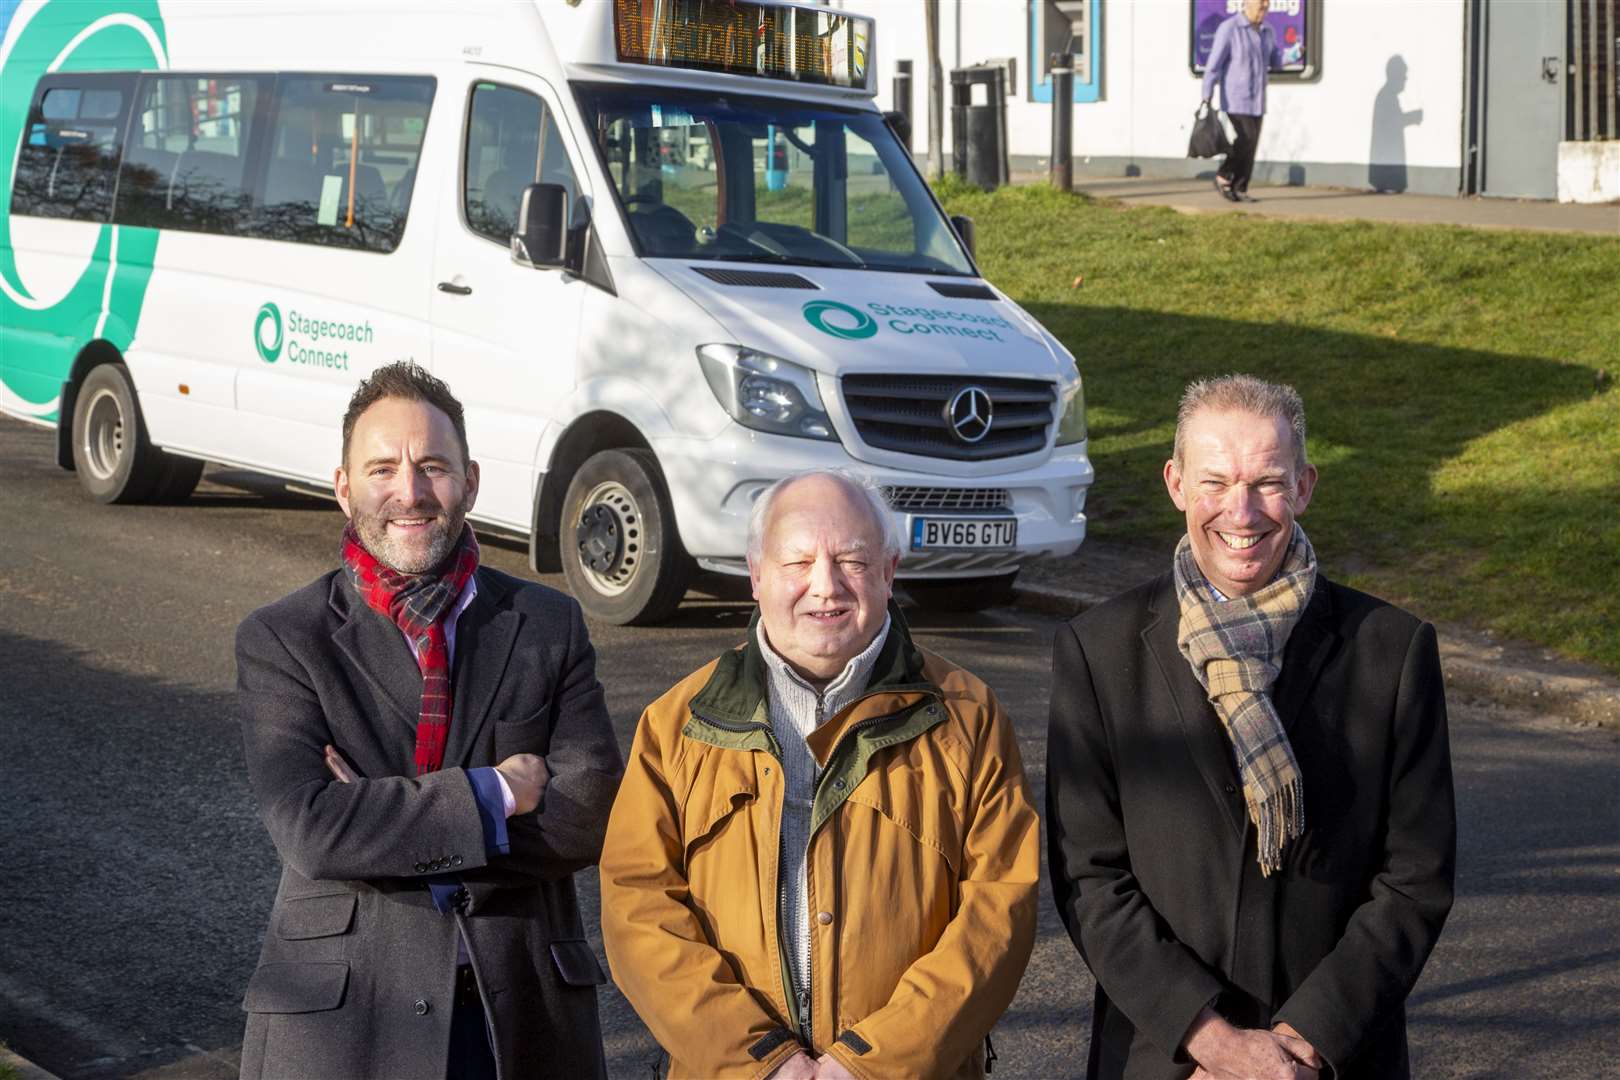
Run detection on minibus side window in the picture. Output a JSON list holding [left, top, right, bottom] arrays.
[[463, 83, 579, 246], [117, 75, 267, 234], [11, 78, 132, 222], [251, 75, 435, 254]]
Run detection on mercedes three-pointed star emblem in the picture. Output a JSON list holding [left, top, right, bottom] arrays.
[[945, 385, 994, 444]]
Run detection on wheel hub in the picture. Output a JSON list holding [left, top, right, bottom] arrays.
[[577, 504, 624, 574]]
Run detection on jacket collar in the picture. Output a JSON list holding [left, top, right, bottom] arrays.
[[327, 565, 522, 769], [688, 599, 933, 733], [1142, 571, 1338, 837]]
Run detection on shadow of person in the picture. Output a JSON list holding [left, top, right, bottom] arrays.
[[1370, 55, 1424, 192]]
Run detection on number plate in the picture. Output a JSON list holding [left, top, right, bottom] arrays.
[[910, 517, 1018, 550]]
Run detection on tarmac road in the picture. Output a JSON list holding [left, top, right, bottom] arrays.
[[1, 415, 1615, 1079]]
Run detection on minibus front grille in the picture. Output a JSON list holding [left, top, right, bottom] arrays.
[[694, 267, 820, 289], [842, 375, 1055, 461], [883, 486, 1011, 512]]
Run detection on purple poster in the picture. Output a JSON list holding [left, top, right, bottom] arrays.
[[1191, 0, 1310, 74]]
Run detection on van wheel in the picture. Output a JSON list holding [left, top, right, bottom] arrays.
[[560, 448, 691, 625], [151, 454, 205, 503], [903, 571, 1019, 612], [70, 363, 164, 504]]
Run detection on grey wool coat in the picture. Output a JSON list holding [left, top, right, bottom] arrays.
[[1047, 574, 1456, 1080], [235, 565, 624, 1080]]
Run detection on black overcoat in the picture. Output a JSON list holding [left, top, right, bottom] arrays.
[[1046, 573, 1455, 1080], [235, 565, 624, 1080]]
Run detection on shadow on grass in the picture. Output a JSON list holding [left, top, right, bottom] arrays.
[[1025, 302, 1613, 646]]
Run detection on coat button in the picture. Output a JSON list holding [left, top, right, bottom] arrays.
[[1224, 783, 1236, 794], [817, 911, 833, 925], [414, 999, 430, 1016], [451, 855, 463, 867], [415, 862, 428, 872], [833, 778, 846, 790]]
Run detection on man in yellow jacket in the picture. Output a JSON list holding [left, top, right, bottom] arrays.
[[600, 469, 1039, 1079]]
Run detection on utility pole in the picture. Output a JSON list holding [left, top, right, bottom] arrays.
[[924, 0, 944, 180]]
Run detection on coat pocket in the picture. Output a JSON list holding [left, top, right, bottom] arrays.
[[276, 892, 357, 940], [549, 939, 608, 987], [241, 961, 350, 1014]]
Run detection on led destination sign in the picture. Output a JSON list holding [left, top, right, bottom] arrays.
[[614, 0, 870, 88]]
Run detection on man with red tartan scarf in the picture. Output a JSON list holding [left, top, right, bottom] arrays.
[[235, 361, 623, 1080]]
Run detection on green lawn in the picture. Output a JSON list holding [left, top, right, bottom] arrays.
[[935, 179, 1620, 672]]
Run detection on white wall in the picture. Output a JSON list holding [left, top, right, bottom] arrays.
[[842, 0, 1465, 181]]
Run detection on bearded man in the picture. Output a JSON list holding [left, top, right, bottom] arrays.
[[1047, 375, 1456, 1080], [235, 361, 622, 1080]]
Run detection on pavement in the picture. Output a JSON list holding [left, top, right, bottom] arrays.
[[1014, 171, 1620, 236]]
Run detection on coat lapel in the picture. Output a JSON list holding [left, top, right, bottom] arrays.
[[329, 574, 421, 739], [1142, 576, 1245, 838], [1271, 577, 1338, 737], [441, 568, 523, 770]]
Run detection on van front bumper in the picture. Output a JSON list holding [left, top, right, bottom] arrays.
[[653, 427, 1093, 579]]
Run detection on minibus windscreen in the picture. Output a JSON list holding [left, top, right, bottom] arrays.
[[575, 84, 973, 276]]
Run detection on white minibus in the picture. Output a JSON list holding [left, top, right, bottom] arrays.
[[0, 0, 1092, 624]]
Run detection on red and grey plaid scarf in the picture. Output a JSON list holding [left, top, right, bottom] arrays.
[[340, 521, 480, 775]]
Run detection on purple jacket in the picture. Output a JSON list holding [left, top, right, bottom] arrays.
[[1201, 12, 1281, 116]]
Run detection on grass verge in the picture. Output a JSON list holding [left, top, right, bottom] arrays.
[[935, 178, 1620, 672]]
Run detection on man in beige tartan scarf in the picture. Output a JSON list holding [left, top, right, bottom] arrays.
[[1174, 521, 1316, 877], [1047, 374, 1456, 1080]]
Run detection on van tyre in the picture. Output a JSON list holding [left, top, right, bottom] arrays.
[[560, 448, 691, 626], [903, 571, 1019, 612], [151, 454, 205, 503], [70, 363, 166, 504]]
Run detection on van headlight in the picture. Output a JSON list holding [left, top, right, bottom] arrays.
[[1055, 372, 1087, 446], [697, 345, 838, 442]]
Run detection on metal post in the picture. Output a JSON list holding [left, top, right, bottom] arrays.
[[1573, 0, 1587, 140], [1049, 52, 1074, 191], [894, 59, 914, 151], [994, 65, 1011, 187], [1586, 0, 1601, 140], [925, 0, 945, 180], [1608, 0, 1618, 139]]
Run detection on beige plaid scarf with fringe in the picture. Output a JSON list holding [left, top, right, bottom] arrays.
[[1174, 524, 1317, 875]]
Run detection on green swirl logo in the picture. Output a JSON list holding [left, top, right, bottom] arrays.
[[253, 302, 282, 363], [802, 300, 878, 340]]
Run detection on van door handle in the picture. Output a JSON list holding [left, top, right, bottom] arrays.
[[437, 281, 473, 295]]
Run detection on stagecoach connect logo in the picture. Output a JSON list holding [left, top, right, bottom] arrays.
[[802, 300, 878, 341], [254, 302, 283, 363]]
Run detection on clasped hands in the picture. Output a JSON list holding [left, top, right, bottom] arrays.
[[767, 1050, 856, 1080], [1185, 1008, 1323, 1080], [322, 745, 549, 815]]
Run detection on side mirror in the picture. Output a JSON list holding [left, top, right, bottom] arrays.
[[512, 182, 568, 269], [950, 213, 977, 260], [883, 109, 912, 148]]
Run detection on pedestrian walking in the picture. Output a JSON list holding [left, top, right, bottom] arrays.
[[599, 469, 1038, 1079], [1047, 374, 1456, 1079], [235, 360, 623, 1080], [1202, 0, 1281, 201]]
